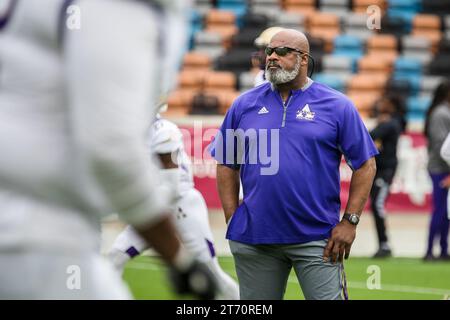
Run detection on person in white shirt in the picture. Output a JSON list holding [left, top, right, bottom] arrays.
[[0, 0, 216, 299], [109, 115, 240, 300], [440, 132, 450, 220]]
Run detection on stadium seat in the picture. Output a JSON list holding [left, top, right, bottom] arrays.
[[347, 92, 380, 118], [166, 89, 197, 116], [182, 52, 212, 71], [358, 55, 392, 76], [319, 0, 350, 14], [248, 0, 281, 13], [194, 31, 226, 60], [275, 11, 306, 30], [387, 0, 420, 18], [367, 35, 397, 55], [394, 57, 422, 78], [177, 70, 208, 90], [194, 0, 214, 16], [322, 55, 353, 73], [239, 71, 259, 92], [189, 9, 204, 50], [216, 0, 248, 25], [353, 0, 386, 13], [420, 76, 445, 97], [312, 73, 347, 92], [380, 14, 412, 36], [333, 35, 364, 63], [342, 13, 376, 40], [347, 74, 388, 96], [406, 96, 432, 121], [401, 35, 433, 64], [412, 14, 442, 53], [283, 0, 317, 12], [308, 12, 340, 52], [204, 71, 237, 91]]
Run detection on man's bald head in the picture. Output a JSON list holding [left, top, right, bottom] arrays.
[[270, 29, 310, 53]]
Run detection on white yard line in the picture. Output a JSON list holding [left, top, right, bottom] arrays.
[[285, 276, 450, 296], [126, 261, 450, 297]]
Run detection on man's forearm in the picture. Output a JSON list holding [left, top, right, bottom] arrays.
[[345, 157, 377, 216], [216, 164, 240, 223]]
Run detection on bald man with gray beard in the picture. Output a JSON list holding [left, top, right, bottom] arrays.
[[211, 29, 378, 300]]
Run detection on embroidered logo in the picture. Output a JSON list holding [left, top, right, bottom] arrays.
[[258, 106, 269, 114], [296, 104, 315, 121]]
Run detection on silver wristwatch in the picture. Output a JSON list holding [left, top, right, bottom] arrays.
[[342, 213, 360, 226]]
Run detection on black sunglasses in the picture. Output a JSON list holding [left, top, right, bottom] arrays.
[[265, 46, 306, 57]]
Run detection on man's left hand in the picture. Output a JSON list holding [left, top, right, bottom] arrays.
[[323, 220, 356, 264]]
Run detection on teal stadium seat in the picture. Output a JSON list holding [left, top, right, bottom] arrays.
[[217, 0, 248, 26], [332, 35, 363, 71], [393, 57, 423, 95], [313, 73, 346, 92], [406, 96, 431, 121]]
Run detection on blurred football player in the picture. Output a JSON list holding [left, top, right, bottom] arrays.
[[0, 0, 217, 299], [109, 113, 240, 300]]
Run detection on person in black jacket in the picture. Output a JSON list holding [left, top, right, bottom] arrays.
[[369, 95, 407, 258]]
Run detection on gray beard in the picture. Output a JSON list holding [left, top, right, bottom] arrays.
[[265, 56, 301, 85]]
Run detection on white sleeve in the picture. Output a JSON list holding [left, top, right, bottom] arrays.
[[440, 133, 450, 165], [65, 0, 180, 227]]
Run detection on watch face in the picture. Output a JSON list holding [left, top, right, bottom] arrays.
[[350, 215, 359, 224]]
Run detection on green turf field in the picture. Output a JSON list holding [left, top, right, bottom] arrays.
[[122, 255, 450, 300]]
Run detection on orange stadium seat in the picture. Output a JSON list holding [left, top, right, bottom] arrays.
[[205, 9, 236, 25], [283, 0, 316, 16], [204, 71, 236, 91], [353, 0, 386, 13], [177, 70, 209, 90], [347, 92, 380, 119], [205, 25, 239, 48], [182, 52, 212, 71], [367, 35, 397, 55], [347, 73, 388, 96], [205, 10, 238, 49], [166, 89, 196, 117], [412, 14, 442, 53], [358, 55, 392, 75], [308, 12, 340, 53], [364, 34, 398, 66]]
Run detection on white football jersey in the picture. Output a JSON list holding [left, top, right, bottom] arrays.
[[150, 118, 194, 194], [0, 0, 189, 250]]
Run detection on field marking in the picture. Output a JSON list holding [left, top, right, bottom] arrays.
[[286, 276, 450, 296], [126, 261, 450, 297]]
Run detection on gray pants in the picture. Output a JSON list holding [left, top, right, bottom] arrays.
[[229, 240, 347, 300]]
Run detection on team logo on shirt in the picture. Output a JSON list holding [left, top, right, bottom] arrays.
[[258, 106, 269, 114], [296, 104, 315, 121]]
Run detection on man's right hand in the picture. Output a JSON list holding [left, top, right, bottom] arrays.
[[168, 259, 218, 300]]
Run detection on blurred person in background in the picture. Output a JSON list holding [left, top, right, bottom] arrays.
[[252, 26, 285, 86], [0, 0, 217, 299], [369, 95, 407, 258], [109, 113, 239, 300], [440, 132, 450, 221], [423, 79, 450, 261]]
